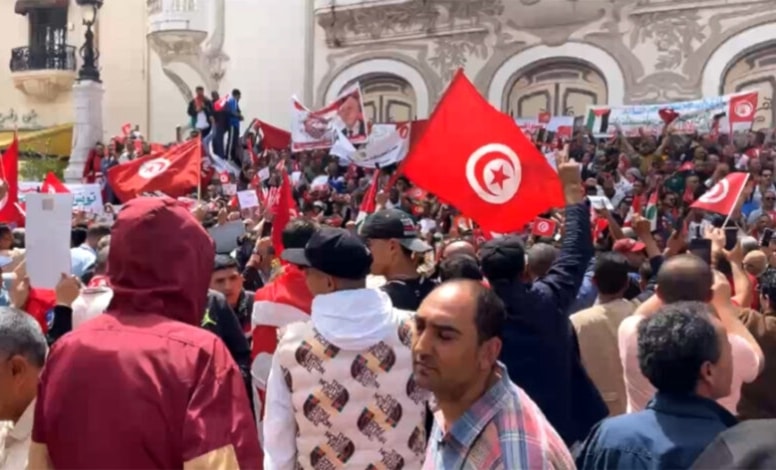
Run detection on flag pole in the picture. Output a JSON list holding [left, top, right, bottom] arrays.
[[722, 173, 750, 227], [197, 137, 203, 203]]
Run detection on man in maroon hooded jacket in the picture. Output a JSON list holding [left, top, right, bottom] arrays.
[[28, 197, 262, 469]]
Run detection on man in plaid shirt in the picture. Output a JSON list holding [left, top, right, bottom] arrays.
[[414, 280, 574, 469]]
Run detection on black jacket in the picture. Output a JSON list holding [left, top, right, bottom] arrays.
[[201, 290, 254, 414], [187, 98, 214, 125], [492, 202, 607, 445]]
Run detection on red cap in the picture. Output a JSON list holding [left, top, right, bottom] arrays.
[[613, 238, 646, 253]]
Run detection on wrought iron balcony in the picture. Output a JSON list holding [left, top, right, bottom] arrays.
[[9, 45, 77, 73]]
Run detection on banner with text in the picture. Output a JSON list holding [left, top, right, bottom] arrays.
[[290, 83, 368, 151], [585, 91, 759, 137], [19, 182, 104, 214]]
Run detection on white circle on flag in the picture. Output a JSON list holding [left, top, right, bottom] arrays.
[[465, 143, 521, 205], [47, 186, 56, 194], [138, 158, 171, 179], [698, 179, 729, 204], [735, 101, 754, 119], [536, 220, 550, 233]]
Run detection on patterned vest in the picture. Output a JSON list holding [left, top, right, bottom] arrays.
[[276, 314, 427, 470]]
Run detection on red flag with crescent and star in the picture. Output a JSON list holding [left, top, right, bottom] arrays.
[[396, 70, 563, 232], [691, 172, 749, 216], [107, 138, 202, 202]]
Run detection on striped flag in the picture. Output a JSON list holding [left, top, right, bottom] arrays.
[[586, 107, 611, 135], [645, 191, 659, 231]]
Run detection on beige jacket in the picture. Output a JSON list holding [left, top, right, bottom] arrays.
[[571, 299, 636, 416]]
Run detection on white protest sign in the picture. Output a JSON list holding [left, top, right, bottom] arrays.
[[26, 193, 73, 289], [237, 190, 260, 209]]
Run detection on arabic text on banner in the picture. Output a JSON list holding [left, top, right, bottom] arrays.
[[290, 83, 368, 152], [19, 182, 104, 214], [585, 91, 759, 137]]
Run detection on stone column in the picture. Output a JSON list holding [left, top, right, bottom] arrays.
[[65, 80, 104, 183]]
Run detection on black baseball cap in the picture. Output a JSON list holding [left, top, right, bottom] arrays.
[[479, 236, 526, 281], [281, 227, 372, 280], [360, 209, 432, 253]]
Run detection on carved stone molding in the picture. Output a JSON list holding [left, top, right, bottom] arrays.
[[316, 0, 504, 47], [11, 70, 75, 102]]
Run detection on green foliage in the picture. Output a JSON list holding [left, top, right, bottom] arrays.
[[19, 152, 67, 182]]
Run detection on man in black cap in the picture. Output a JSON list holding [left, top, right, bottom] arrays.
[[262, 227, 428, 469], [478, 156, 607, 448], [360, 208, 437, 310]]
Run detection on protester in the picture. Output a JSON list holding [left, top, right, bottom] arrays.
[[416, 280, 574, 468], [211, 254, 254, 334], [70, 224, 110, 278], [438, 253, 482, 282], [28, 198, 261, 468], [188, 85, 215, 140], [735, 267, 776, 419], [619, 254, 763, 415], [263, 227, 427, 469], [0, 307, 47, 470], [571, 252, 636, 416], [576, 301, 737, 469], [478, 152, 607, 446], [360, 208, 437, 310]]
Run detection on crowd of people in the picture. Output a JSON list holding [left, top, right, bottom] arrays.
[[2, 81, 776, 469]]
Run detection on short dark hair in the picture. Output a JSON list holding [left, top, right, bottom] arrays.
[[232, 89, 241, 96], [657, 255, 713, 303], [0, 307, 47, 368], [213, 254, 239, 272], [71, 227, 88, 248], [472, 281, 506, 343], [637, 301, 721, 394], [759, 267, 776, 310], [87, 224, 111, 240], [0, 225, 11, 239], [594, 252, 630, 295], [282, 218, 318, 250], [439, 254, 482, 282], [527, 243, 557, 279], [195, 85, 204, 92]]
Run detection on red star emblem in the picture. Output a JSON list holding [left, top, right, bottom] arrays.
[[489, 165, 510, 190]]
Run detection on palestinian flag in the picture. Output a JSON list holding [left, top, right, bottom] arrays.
[[586, 107, 611, 135], [645, 191, 659, 231]]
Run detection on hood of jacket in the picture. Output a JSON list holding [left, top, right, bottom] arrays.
[[311, 288, 401, 350], [106, 197, 214, 326]]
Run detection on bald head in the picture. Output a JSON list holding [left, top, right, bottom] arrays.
[[743, 250, 768, 276], [441, 240, 476, 260], [657, 254, 713, 304], [422, 280, 506, 343]]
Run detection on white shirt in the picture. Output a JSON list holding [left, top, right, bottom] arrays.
[[195, 111, 209, 130], [0, 399, 35, 470]]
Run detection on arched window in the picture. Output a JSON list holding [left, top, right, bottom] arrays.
[[348, 74, 417, 124], [722, 43, 776, 130], [505, 60, 607, 118]]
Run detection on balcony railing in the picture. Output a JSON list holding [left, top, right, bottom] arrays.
[[9, 45, 77, 73]]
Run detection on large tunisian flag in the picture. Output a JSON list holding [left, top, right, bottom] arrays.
[[397, 70, 563, 232], [107, 138, 202, 202]]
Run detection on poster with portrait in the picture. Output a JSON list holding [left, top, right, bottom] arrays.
[[290, 83, 368, 152]]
